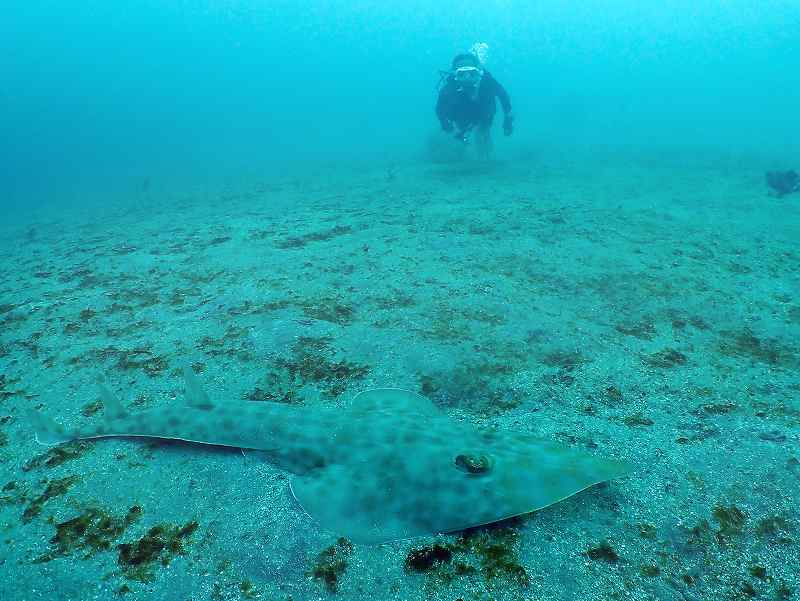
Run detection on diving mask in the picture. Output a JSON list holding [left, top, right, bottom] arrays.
[[453, 66, 483, 85]]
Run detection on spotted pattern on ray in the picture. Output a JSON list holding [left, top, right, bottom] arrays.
[[28, 381, 630, 543]]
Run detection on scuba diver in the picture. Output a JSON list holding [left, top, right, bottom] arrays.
[[436, 47, 513, 158]]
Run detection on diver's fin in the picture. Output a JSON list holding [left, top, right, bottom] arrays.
[[26, 409, 72, 446], [182, 363, 214, 410]]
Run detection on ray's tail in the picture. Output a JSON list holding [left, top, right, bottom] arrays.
[[27, 380, 128, 446]]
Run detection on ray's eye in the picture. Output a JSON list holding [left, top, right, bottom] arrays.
[[454, 453, 493, 475]]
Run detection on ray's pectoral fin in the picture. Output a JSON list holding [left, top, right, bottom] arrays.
[[290, 464, 425, 544], [348, 388, 439, 416], [247, 448, 328, 474], [290, 438, 632, 545]]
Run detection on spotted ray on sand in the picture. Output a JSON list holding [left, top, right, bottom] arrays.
[[28, 369, 630, 544]]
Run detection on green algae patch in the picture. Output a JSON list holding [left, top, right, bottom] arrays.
[[776, 581, 793, 600], [461, 528, 529, 585], [755, 515, 794, 544], [245, 384, 300, 405], [107, 287, 159, 308], [601, 385, 624, 405], [23, 440, 93, 471], [68, 345, 168, 376], [644, 348, 688, 368], [307, 537, 354, 593], [717, 328, 797, 368], [81, 400, 104, 416], [263, 336, 369, 398], [22, 475, 80, 523], [35, 505, 142, 562], [623, 413, 654, 427], [79, 308, 97, 321], [693, 402, 737, 416], [0, 303, 17, 315], [417, 364, 523, 416], [541, 350, 587, 371], [239, 580, 260, 599], [117, 519, 199, 582], [419, 307, 473, 342], [370, 289, 417, 310], [615, 319, 656, 340], [584, 540, 619, 563], [301, 297, 356, 325], [275, 225, 352, 249], [199, 325, 252, 359], [0, 373, 24, 401], [638, 523, 657, 539], [115, 349, 170, 377], [168, 287, 202, 307], [749, 564, 767, 580], [684, 503, 760, 552], [405, 544, 453, 572], [713, 504, 747, 539], [403, 524, 529, 589]]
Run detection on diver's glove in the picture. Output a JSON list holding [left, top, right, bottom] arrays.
[[441, 120, 453, 133], [503, 113, 514, 136]]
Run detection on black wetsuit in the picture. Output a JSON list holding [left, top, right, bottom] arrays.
[[436, 70, 512, 134]]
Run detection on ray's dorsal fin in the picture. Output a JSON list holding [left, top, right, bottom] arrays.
[[182, 363, 214, 410], [97, 380, 128, 419], [349, 388, 439, 416]]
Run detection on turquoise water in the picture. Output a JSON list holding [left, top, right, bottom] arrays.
[[2, 3, 799, 600]]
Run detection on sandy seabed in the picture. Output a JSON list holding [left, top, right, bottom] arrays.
[[1, 150, 798, 601]]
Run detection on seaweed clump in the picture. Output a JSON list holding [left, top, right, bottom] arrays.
[[275, 225, 352, 249], [405, 544, 453, 572], [23, 441, 93, 471], [713, 504, 747, 540], [115, 349, 170, 377], [755, 516, 793, 544], [0, 373, 23, 400], [269, 337, 370, 398], [35, 505, 142, 562], [402, 524, 529, 588], [644, 348, 688, 368], [584, 540, 619, 563], [664, 505, 796, 600], [22, 475, 81, 523], [766, 170, 800, 197], [717, 329, 797, 368], [81, 400, 104, 416], [601, 385, 624, 405], [117, 519, 199, 582], [67, 346, 168, 376], [623, 413, 654, 427], [638, 523, 657, 539], [301, 298, 356, 325], [418, 362, 523, 416], [308, 537, 354, 593], [615, 320, 656, 340]]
